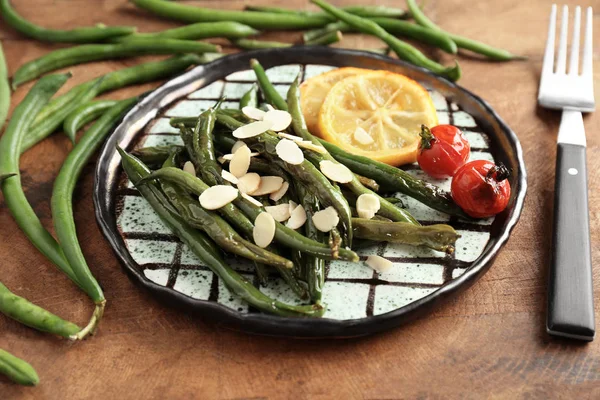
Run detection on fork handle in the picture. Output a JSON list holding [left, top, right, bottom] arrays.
[[547, 142, 595, 341]]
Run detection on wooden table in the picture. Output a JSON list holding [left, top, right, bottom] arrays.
[[1, 1, 599, 398]]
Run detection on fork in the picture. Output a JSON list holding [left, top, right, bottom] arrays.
[[538, 5, 595, 341]]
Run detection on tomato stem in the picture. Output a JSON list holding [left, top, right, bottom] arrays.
[[419, 124, 435, 150], [487, 163, 510, 182]]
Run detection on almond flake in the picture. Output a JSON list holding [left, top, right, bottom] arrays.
[[354, 126, 374, 145], [242, 106, 266, 121], [356, 193, 381, 220], [288, 200, 298, 216], [250, 176, 283, 196], [265, 204, 291, 222], [199, 186, 238, 210], [275, 139, 304, 165], [312, 206, 339, 232], [277, 132, 302, 142], [263, 109, 292, 131], [269, 181, 289, 202], [221, 170, 239, 184], [231, 140, 247, 154], [229, 145, 251, 178], [297, 140, 327, 154], [366, 255, 393, 273], [232, 120, 274, 139], [286, 204, 307, 230], [265, 104, 275, 111], [237, 173, 261, 194], [253, 212, 276, 248], [319, 160, 353, 183], [183, 161, 196, 176], [241, 192, 263, 207], [217, 156, 227, 164]]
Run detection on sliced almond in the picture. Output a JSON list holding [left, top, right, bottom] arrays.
[[286, 204, 307, 230], [253, 212, 276, 248], [183, 161, 196, 176], [288, 200, 298, 216], [354, 126, 374, 145], [199, 185, 238, 210], [366, 255, 393, 273], [217, 156, 227, 164], [312, 206, 339, 232], [250, 176, 283, 196], [241, 192, 263, 207], [277, 132, 302, 142], [263, 109, 292, 132], [237, 173, 261, 194], [229, 145, 251, 178], [319, 160, 353, 183], [222, 152, 260, 161], [265, 203, 291, 222], [297, 140, 327, 154], [231, 140, 247, 154], [275, 139, 304, 165], [356, 193, 381, 220], [221, 170, 239, 184], [269, 181, 289, 202], [242, 106, 266, 121], [265, 104, 275, 111], [232, 120, 274, 139]]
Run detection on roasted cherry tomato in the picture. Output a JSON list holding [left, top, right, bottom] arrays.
[[417, 124, 470, 179], [451, 160, 511, 218]]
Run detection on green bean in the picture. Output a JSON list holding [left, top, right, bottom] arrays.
[[0, 173, 16, 183], [352, 218, 458, 253], [63, 100, 118, 140], [239, 84, 258, 109], [311, 0, 461, 81], [0, 0, 135, 43], [0, 42, 9, 132], [0, 349, 39, 386], [12, 39, 220, 89], [355, 174, 379, 191], [232, 39, 292, 50], [406, 0, 524, 61], [303, 21, 346, 42], [192, 109, 222, 185], [250, 59, 288, 111], [131, 0, 330, 30], [116, 22, 259, 41], [0, 282, 81, 339], [317, 138, 469, 218], [118, 148, 324, 317], [132, 145, 183, 167], [0, 74, 82, 286], [305, 30, 342, 46], [245, 5, 408, 19]]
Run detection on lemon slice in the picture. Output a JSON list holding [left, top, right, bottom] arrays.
[[317, 71, 438, 166]]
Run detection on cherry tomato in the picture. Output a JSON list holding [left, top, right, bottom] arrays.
[[417, 124, 470, 179], [451, 160, 511, 218]]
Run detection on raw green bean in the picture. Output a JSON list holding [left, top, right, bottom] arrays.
[[352, 218, 458, 253], [0, 349, 39, 386], [0, 282, 81, 339], [245, 5, 408, 19], [303, 21, 346, 42], [0, 74, 81, 286], [118, 148, 325, 317], [232, 39, 292, 50], [131, 0, 330, 30], [305, 30, 342, 46], [0, 173, 16, 183], [12, 39, 220, 88], [250, 59, 287, 111], [116, 22, 259, 41], [0, 0, 135, 43], [311, 0, 461, 81], [317, 139, 469, 218], [406, 0, 524, 61], [0, 42, 9, 132], [239, 84, 258, 109], [63, 100, 118, 139]]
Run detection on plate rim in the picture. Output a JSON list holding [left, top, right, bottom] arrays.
[[93, 47, 528, 338]]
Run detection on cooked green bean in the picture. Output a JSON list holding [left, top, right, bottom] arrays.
[[192, 109, 222, 185], [132, 145, 183, 167], [0, 0, 135, 43], [119, 148, 324, 317], [406, 0, 523, 61], [0, 349, 39, 386], [12, 39, 220, 88], [355, 174, 379, 192], [311, 0, 461, 81], [0, 42, 9, 133], [245, 5, 408, 19], [305, 30, 342, 46], [352, 218, 458, 253], [63, 100, 118, 140], [232, 39, 292, 50], [131, 0, 330, 30], [117, 22, 259, 41], [239, 84, 258, 109], [0, 282, 80, 339]]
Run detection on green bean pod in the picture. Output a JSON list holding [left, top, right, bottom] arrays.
[[239, 84, 258, 109], [0, 282, 81, 339], [305, 30, 342, 46], [0, 42, 9, 132], [0, 0, 135, 43], [132, 145, 184, 167], [63, 100, 119, 140], [12, 39, 220, 88], [0, 349, 39, 386], [0, 173, 16, 183], [232, 38, 293, 50], [250, 59, 288, 110], [117, 22, 259, 41], [118, 148, 325, 317], [245, 5, 409, 19]]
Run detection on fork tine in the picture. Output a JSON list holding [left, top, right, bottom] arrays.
[[542, 4, 557, 76], [556, 5, 569, 74], [582, 6, 593, 77], [568, 6, 581, 75]]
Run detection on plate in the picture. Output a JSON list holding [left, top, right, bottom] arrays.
[[94, 48, 527, 338]]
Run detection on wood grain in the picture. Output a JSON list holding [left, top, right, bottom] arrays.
[[1, 0, 600, 398]]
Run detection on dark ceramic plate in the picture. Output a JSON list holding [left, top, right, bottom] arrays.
[[94, 48, 527, 338]]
